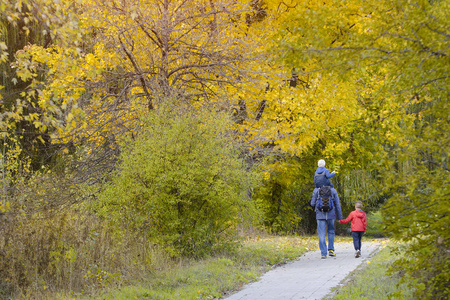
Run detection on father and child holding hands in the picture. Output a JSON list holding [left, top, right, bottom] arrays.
[[311, 159, 367, 259]]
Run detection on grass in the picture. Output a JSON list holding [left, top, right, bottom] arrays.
[[327, 241, 415, 300], [78, 235, 318, 300], [29, 235, 415, 300]]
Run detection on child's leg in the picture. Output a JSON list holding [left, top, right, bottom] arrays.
[[354, 231, 364, 250], [351, 231, 360, 251], [358, 232, 363, 251]]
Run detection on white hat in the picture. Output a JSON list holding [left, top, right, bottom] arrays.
[[318, 159, 326, 167]]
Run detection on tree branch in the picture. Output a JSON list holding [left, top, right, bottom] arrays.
[[118, 32, 154, 110]]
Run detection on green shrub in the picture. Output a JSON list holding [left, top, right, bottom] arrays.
[[365, 210, 386, 238], [98, 105, 254, 257]]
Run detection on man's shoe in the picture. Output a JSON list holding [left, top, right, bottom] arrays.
[[328, 250, 336, 257], [321, 255, 327, 259], [355, 250, 361, 258]]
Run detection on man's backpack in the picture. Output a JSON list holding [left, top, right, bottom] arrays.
[[317, 186, 334, 212]]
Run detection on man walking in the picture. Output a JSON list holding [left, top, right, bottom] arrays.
[[311, 186, 343, 259]]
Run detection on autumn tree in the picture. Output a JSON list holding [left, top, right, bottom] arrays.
[[226, 0, 374, 231], [0, 0, 270, 202], [0, 0, 85, 218], [0, 0, 267, 293], [9, 0, 262, 145], [2, 0, 270, 201], [266, 0, 449, 297]]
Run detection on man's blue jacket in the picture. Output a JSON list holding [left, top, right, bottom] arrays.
[[310, 187, 343, 220]]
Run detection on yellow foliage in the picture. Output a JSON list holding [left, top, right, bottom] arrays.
[[0, 201, 10, 213]]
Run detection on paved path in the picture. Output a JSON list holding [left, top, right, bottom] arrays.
[[224, 240, 381, 300]]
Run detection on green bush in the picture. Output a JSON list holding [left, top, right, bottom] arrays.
[[252, 156, 315, 234], [98, 105, 254, 257], [365, 210, 386, 238]]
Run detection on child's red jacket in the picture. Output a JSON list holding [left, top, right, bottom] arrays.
[[339, 209, 367, 232]]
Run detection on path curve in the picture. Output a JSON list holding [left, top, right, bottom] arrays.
[[223, 240, 381, 300]]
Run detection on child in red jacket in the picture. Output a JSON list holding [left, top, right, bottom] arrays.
[[340, 201, 367, 258]]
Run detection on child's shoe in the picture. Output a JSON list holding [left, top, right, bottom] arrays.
[[328, 250, 336, 257], [355, 250, 361, 258]]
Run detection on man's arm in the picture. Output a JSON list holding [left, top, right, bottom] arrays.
[[332, 189, 343, 220], [311, 188, 319, 208]]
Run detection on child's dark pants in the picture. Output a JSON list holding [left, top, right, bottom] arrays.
[[352, 231, 364, 251]]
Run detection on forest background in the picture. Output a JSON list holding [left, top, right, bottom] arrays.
[[0, 0, 448, 299]]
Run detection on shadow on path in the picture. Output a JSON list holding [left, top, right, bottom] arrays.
[[223, 240, 382, 300]]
